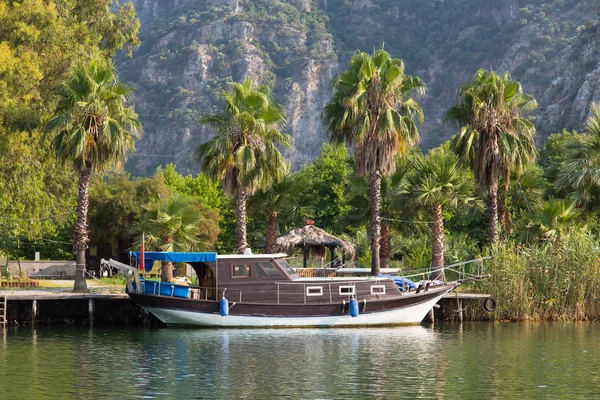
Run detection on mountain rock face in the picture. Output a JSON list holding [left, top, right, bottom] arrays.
[[117, 0, 599, 175], [536, 24, 600, 141]]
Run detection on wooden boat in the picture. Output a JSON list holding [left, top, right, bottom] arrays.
[[105, 251, 465, 328]]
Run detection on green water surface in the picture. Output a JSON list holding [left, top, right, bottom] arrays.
[[0, 323, 597, 399]]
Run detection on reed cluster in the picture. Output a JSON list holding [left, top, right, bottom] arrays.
[[481, 232, 600, 321]]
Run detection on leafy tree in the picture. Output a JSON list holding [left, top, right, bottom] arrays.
[[196, 78, 292, 253], [446, 69, 536, 244], [44, 60, 142, 292], [399, 148, 479, 279], [133, 194, 219, 281], [88, 173, 168, 247], [159, 163, 224, 210], [0, 0, 140, 260], [248, 170, 313, 253], [296, 144, 352, 234], [323, 48, 425, 275]]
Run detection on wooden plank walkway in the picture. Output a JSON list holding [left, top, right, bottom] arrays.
[[2, 291, 128, 301], [442, 293, 490, 299]]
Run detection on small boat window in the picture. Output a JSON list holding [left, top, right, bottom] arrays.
[[255, 262, 281, 278], [306, 286, 323, 296], [232, 264, 251, 278], [371, 285, 386, 295], [339, 286, 355, 295], [276, 259, 297, 275]]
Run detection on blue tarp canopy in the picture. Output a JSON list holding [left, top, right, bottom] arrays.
[[130, 252, 217, 272], [378, 274, 417, 291]]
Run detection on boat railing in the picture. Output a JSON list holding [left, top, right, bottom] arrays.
[[294, 268, 337, 278], [220, 288, 243, 303]]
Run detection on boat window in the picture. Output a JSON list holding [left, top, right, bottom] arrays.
[[371, 285, 386, 295], [339, 286, 355, 295], [276, 259, 296, 275], [232, 264, 251, 278], [306, 286, 323, 296], [255, 262, 281, 278]]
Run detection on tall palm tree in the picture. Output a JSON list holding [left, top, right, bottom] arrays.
[[445, 69, 536, 244], [197, 78, 292, 254], [557, 102, 600, 209], [44, 60, 141, 292], [399, 148, 480, 279], [133, 194, 211, 282], [248, 171, 313, 254], [322, 48, 425, 275], [342, 173, 397, 269]]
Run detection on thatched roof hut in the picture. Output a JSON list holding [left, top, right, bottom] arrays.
[[276, 222, 355, 268]]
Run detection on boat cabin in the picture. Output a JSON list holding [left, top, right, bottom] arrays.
[[129, 251, 403, 305]]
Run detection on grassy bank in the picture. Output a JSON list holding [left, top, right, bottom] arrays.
[[479, 233, 600, 321]]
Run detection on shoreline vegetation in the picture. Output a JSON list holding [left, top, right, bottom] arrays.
[[1, 1, 600, 322]]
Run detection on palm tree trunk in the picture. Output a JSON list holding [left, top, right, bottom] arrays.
[[498, 191, 513, 237], [369, 171, 382, 276], [161, 261, 173, 282], [430, 204, 445, 281], [380, 223, 391, 270], [235, 187, 248, 254], [73, 166, 91, 293], [488, 183, 499, 244], [264, 211, 279, 254]]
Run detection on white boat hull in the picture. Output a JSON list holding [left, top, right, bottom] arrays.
[[143, 292, 446, 327]]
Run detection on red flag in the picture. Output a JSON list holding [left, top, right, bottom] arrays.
[[140, 232, 145, 272]]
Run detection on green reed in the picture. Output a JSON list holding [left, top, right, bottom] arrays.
[[480, 232, 600, 321]]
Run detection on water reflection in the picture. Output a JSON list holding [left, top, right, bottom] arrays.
[[0, 323, 598, 398]]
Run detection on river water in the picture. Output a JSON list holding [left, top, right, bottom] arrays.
[[0, 323, 597, 399]]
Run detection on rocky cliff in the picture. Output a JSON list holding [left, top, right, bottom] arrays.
[[117, 0, 600, 175]]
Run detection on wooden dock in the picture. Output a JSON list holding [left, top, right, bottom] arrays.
[[435, 292, 493, 322], [0, 291, 154, 326]]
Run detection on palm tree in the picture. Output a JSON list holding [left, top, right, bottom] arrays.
[[342, 173, 397, 269], [44, 60, 141, 292], [133, 194, 212, 282], [446, 69, 536, 244], [322, 48, 425, 275], [197, 78, 293, 254], [557, 102, 600, 209], [248, 171, 313, 254], [519, 198, 581, 243], [399, 148, 480, 279]]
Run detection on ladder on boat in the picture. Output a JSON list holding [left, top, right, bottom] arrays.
[[0, 295, 6, 327]]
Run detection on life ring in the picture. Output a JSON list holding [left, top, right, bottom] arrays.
[[483, 297, 497, 312]]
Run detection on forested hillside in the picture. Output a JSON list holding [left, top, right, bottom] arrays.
[[117, 0, 599, 175]]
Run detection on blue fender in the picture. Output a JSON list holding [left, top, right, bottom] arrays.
[[219, 297, 229, 317], [349, 299, 359, 317]]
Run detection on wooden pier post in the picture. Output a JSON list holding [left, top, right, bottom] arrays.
[[32, 299, 37, 324], [88, 298, 95, 325], [455, 290, 463, 322], [426, 308, 435, 323], [0, 296, 6, 328]]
